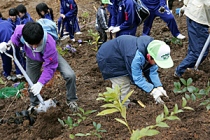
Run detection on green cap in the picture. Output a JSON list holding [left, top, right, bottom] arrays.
[[101, 0, 113, 5], [147, 40, 174, 69]]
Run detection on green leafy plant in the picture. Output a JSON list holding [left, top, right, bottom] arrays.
[[81, 11, 90, 24], [171, 37, 183, 46], [86, 29, 100, 51], [58, 116, 79, 129], [73, 107, 97, 124], [0, 77, 5, 85], [97, 85, 133, 133], [56, 45, 68, 56], [69, 122, 106, 139], [131, 97, 194, 139]]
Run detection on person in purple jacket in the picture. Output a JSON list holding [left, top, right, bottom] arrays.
[[141, 0, 185, 39], [0, 22, 78, 112], [16, 4, 33, 24], [108, 0, 139, 37], [0, 12, 23, 81], [58, 0, 78, 42], [36, 3, 54, 21]]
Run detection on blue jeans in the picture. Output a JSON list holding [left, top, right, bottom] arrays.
[[26, 54, 78, 106]]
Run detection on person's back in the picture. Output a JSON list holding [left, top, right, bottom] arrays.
[[0, 19, 14, 42]]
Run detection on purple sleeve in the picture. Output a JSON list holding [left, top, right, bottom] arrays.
[[10, 25, 24, 47], [38, 35, 58, 85]]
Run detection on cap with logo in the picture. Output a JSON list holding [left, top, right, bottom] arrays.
[[101, 0, 113, 5], [147, 40, 174, 69]]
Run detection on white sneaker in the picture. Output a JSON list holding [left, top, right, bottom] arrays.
[[75, 31, 82, 35], [71, 38, 76, 42], [176, 34, 186, 40], [60, 35, 69, 41], [16, 74, 24, 79]]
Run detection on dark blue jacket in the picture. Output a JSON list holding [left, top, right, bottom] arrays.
[[0, 18, 14, 42], [60, 0, 77, 18], [20, 12, 33, 24], [7, 17, 21, 30], [111, 0, 138, 36], [141, 0, 166, 10], [96, 35, 162, 93]]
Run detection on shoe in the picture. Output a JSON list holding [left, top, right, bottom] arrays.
[[27, 105, 35, 114], [16, 74, 24, 80], [75, 31, 82, 35], [67, 101, 78, 112], [6, 75, 17, 82], [174, 71, 181, 78], [176, 34, 186, 40], [63, 32, 69, 35], [71, 38, 76, 42], [60, 35, 69, 41]]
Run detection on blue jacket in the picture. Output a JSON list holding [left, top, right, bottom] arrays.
[[20, 12, 33, 24], [141, 0, 166, 10], [7, 17, 21, 30], [0, 18, 14, 42], [60, 0, 78, 18], [96, 35, 162, 93], [111, 0, 138, 31], [44, 13, 53, 21]]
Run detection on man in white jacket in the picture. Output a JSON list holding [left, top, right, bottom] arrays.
[[174, 0, 210, 77]]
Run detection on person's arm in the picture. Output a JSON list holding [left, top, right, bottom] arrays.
[[131, 51, 154, 93], [10, 25, 24, 47], [65, 1, 77, 18], [143, 64, 162, 88], [37, 35, 58, 85], [160, 0, 167, 6]]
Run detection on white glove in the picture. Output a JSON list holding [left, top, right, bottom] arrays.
[[150, 88, 164, 104], [111, 26, 120, 33], [105, 29, 109, 33], [157, 87, 169, 98], [31, 82, 43, 96], [0, 42, 7, 53], [179, 5, 186, 17], [108, 26, 114, 32]]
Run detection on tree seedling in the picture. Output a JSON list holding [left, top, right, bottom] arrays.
[[58, 116, 79, 129]]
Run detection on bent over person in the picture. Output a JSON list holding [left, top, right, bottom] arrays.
[[96, 35, 174, 107], [0, 22, 78, 112]]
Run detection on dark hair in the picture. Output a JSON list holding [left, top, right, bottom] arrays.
[[16, 4, 27, 13], [36, 3, 54, 21], [22, 22, 44, 45], [9, 8, 18, 16], [0, 12, 7, 20]]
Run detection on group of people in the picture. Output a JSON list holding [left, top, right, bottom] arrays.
[[0, 0, 80, 112], [96, 0, 210, 107], [0, 0, 209, 112]]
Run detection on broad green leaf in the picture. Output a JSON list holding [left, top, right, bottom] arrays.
[[96, 97, 105, 101], [98, 93, 103, 96], [130, 129, 141, 140], [182, 97, 187, 107], [166, 116, 180, 121], [173, 104, 178, 114], [77, 119, 82, 124], [98, 129, 107, 133], [155, 122, 169, 128], [200, 100, 210, 106], [69, 134, 75, 139], [173, 88, 183, 94], [84, 110, 97, 115], [122, 90, 134, 105], [121, 106, 127, 119], [96, 123, 101, 130], [185, 93, 190, 100], [78, 107, 84, 114], [0, 78, 5, 84], [73, 123, 79, 127], [182, 87, 187, 92], [180, 78, 187, 85], [97, 108, 119, 116], [75, 133, 87, 137], [174, 82, 181, 89], [142, 129, 160, 137], [187, 78, 193, 86], [187, 86, 196, 93], [191, 94, 196, 101], [177, 109, 184, 113], [76, 113, 83, 119], [183, 106, 194, 111], [115, 118, 128, 128], [93, 121, 96, 127], [101, 103, 119, 109], [156, 113, 164, 123], [206, 104, 210, 111], [164, 104, 169, 116], [58, 118, 65, 127]]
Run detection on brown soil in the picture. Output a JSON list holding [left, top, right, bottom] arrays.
[[0, 0, 210, 140]]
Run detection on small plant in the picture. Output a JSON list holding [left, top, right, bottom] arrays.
[[73, 107, 97, 124], [97, 85, 133, 133], [171, 37, 183, 46], [0, 77, 5, 85], [87, 29, 100, 51], [56, 45, 68, 56], [131, 97, 194, 140], [69, 122, 106, 139], [58, 116, 79, 129], [81, 11, 90, 24]]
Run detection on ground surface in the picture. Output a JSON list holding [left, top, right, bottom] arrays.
[[0, 0, 210, 140]]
